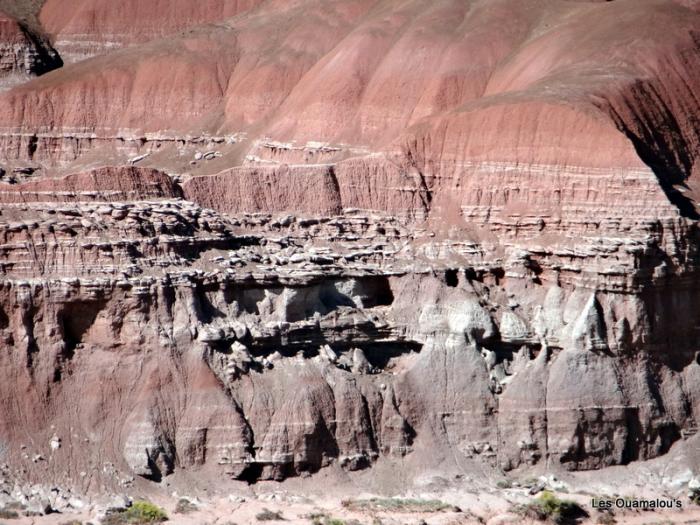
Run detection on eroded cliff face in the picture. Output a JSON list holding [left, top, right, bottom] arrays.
[[0, 9, 60, 91], [0, 0, 699, 497], [1, 165, 699, 490]]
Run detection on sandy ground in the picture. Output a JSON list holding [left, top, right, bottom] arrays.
[[6, 498, 700, 525], [5, 485, 700, 525], [6, 437, 700, 524]]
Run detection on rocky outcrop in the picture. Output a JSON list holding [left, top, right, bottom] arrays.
[[0, 166, 180, 201], [0, 10, 61, 90], [183, 165, 343, 216], [182, 157, 431, 219], [0, 163, 699, 485], [0, 0, 698, 495]]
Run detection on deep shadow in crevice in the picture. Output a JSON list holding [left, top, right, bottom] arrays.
[[605, 88, 699, 220], [18, 22, 64, 76], [444, 269, 459, 287], [0, 306, 8, 330], [143, 457, 163, 483], [59, 300, 106, 358], [237, 462, 263, 484], [359, 341, 423, 369], [628, 136, 699, 219], [657, 423, 681, 456], [622, 407, 642, 464], [464, 267, 484, 283], [27, 135, 38, 160], [194, 282, 226, 323]]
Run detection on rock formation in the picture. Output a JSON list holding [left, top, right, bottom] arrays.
[[0, 8, 61, 90], [38, 0, 265, 63], [0, 0, 699, 504]]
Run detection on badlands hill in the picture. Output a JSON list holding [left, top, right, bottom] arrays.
[[0, 4, 60, 90], [0, 0, 699, 521]]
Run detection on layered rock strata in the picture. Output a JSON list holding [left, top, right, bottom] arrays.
[[0, 0, 698, 495], [38, 0, 265, 63], [0, 164, 698, 488], [0, 10, 61, 90]]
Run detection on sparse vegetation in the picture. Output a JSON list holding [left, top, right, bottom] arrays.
[[496, 480, 513, 489], [690, 486, 700, 505], [341, 498, 459, 513], [515, 491, 588, 525], [522, 477, 540, 488], [304, 514, 367, 525], [308, 517, 361, 525], [59, 521, 84, 525], [174, 498, 198, 514], [102, 500, 168, 524], [256, 508, 285, 521], [0, 509, 18, 519]]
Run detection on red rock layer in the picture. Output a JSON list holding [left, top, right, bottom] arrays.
[[183, 157, 432, 219], [0, 166, 180, 202], [0, 0, 696, 221], [0, 10, 61, 81], [0, 12, 26, 44], [183, 165, 342, 216], [39, 0, 266, 61]]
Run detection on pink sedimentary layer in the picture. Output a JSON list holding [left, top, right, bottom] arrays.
[[0, 166, 179, 202], [182, 158, 431, 219]]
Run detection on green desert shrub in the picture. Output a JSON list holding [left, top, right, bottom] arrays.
[[102, 500, 168, 524], [341, 498, 458, 513], [516, 491, 588, 524], [690, 486, 700, 505], [310, 518, 362, 525], [174, 498, 198, 514]]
